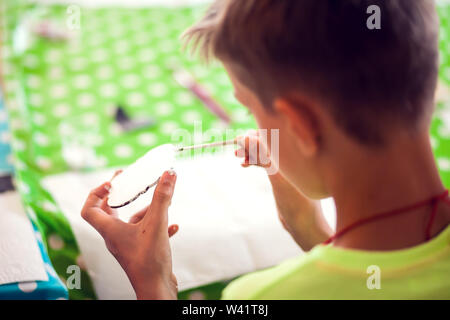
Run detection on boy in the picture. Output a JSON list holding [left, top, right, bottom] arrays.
[[81, 0, 450, 299]]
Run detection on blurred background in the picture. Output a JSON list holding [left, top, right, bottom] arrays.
[[0, 0, 449, 300]]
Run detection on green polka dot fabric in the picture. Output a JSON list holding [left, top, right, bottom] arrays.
[[1, 1, 449, 300], [1, 0, 252, 300]]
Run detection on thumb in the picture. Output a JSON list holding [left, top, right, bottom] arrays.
[[144, 170, 177, 228]]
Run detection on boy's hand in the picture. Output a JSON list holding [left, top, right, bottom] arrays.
[[236, 131, 332, 251], [81, 170, 178, 300], [235, 130, 273, 169]]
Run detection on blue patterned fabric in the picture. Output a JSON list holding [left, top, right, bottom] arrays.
[[0, 92, 68, 299], [0, 95, 14, 175], [0, 221, 69, 300]]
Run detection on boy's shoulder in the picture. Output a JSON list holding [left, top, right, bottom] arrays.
[[221, 246, 326, 300], [222, 227, 450, 300]]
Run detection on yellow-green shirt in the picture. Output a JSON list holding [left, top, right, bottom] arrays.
[[222, 225, 450, 300]]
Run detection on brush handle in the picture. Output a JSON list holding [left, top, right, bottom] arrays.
[[176, 139, 237, 152]]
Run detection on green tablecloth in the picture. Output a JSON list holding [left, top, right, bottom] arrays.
[[1, 0, 449, 300]]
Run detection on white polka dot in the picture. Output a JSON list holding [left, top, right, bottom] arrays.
[[54, 103, 70, 117], [182, 110, 202, 124], [175, 92, 195, 106], [138, 132, 157, 146], [160, 121, 179, 135], [114, 144, 133, 158], [12, 138, 25, 151], [36, 156, 52, 170], [224, 91, 238, 104], [27, 75, 41, 89], [87, 33, 105, 47], [127, 92, 145, 107], [148, 83, 168, 97], [232, 109, 250, 123], [440, 109, 450, 128], [77, 93, 95, 108], [34, 132, 49, 146], [114, 40, 130, 55], [121, 74, 140, 89], [91, 48, 109, 62], [43, 200, 59, 212], [74, 74, 92, 89], [438, 125, 450, 138], [24, 54, 39, 68], [49, 66, 64, 80], [191, 65, 209, 78], [15, 159, 26, 170], [18, 281, 37, 293], [48, 234, 64, 250], [159, 39, 175, 53], [137, 48, 156, 62], [50, 84, 68, 99], [69, 57, 88, 71], [18, 182, 30, 194], [217, 73, 231, 86], [100, 83, 118, 98], [110, 123, 123, 136], [134, 33, 151, 46], [155, 102, 174, 116], [438, 158, 450, 171], [108, 25, 124, 38], [96, 65, 114, 80], [45, 49, 62, 63], [188, 290, 205, 300], [430, 137, 438, 149], [33, 113, 47, 125], [29, 93, 43, 107], [117, 57, 135, 70], [82, 113, 99, 126], [142, 65, 161, 79], [203, 83, 218, 95]]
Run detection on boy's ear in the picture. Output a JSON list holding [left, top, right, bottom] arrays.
[[274, 97, 320, 157]]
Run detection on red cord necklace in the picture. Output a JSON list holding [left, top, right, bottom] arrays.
[[324, 189, 450, 245]]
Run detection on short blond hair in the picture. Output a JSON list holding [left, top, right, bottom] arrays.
[[183, 0, 439, 145]]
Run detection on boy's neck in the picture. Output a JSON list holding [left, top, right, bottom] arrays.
[[327, 131, 448, 251]]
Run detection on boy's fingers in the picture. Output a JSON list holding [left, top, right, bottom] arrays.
[[235, 148, 246, 158], [168, 224, 179, 237], [81, 207, 114, 236], [84, 182, 111, 208], [91, 182, 111, 199], [100, 197, 118, 217], [128, 205, 150, 224], [144, 170, 177, 228]]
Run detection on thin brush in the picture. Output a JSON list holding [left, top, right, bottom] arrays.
[[176, 139, 237, 152]]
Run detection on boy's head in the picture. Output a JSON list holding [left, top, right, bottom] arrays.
[[184, 0, 440, 198]]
